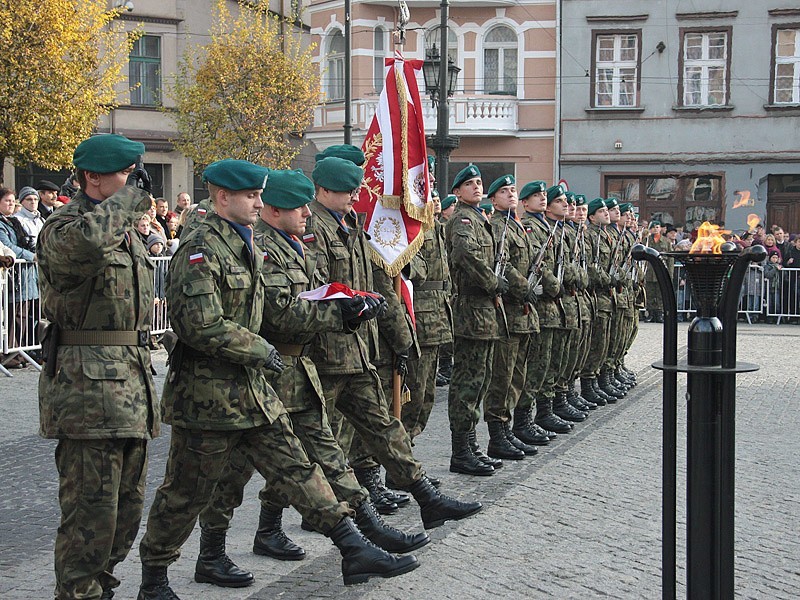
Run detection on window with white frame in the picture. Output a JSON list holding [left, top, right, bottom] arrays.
[[774, 28, 800, 104], [483, 25, 517, 95], [682, 31, 728, 106], [325, 30, 345, 101], [373, 27, 387, 92], [594, 33, 638, 107]]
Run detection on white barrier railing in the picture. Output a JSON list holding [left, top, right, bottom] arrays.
[[673, 262, 765, 323], [2, 257, 173, 376], [765, 267, 800, 323]]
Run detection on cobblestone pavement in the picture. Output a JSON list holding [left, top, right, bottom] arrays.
[[1, 322, 798, 599]]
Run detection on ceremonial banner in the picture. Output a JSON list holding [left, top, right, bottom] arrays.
[[355, 51, 434, 279]]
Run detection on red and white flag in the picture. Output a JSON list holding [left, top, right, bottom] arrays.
[[297, 282, 382, 302], [354, 51, 434, 324]]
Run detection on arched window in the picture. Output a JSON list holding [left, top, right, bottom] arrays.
[[424, 27, 458, 65], [483, 25, 517, 95], [373, 27, 388, 92], [325, 30, 345, 101]]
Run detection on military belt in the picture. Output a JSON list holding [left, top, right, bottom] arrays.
[[416, 280, 449, 291], [59, 330, 150, 347], [272, 342, 309, 357], [459, 285, 492, 297]]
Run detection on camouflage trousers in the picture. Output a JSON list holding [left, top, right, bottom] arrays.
[[580, 311, 612, 377], [645, 281, 663, 312], [53, 438, 147, 600], [447, 337, 494, 433], [623, 307, 640, 360], [199, 404, 368, 533], [517, 330, 548, 411], [484, 332, 530, 423], [402, 344, 440, 440], [560, 318, 592, 388], [438, 341, 453, 375], [605, 307, 628, 370], [324, 369, 422, 489], [544, 328, 572, 396], [575, 318, 594, 377], [139, 418, 350, 566]]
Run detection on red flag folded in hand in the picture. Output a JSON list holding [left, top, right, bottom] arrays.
[[297, 282, 382, 301]]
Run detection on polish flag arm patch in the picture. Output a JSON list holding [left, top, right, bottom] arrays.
[[189, 252, 205, 264], [302, 232, 316, 243]]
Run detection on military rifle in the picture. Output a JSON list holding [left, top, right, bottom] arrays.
[[527, 220, 557, 289], [555, 220, 567, 284]]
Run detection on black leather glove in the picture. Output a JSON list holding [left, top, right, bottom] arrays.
[[336, 296, 367, 322], [265, 347, 285, 374], [368, 294, 388, 318], [496, 274, 510, 295], [525, 282, 543, 304], [395, 347, 410, 377], [126, 158, 152, 194], [342, 294, 387, 326]]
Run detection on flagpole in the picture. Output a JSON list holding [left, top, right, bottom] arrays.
[[344, 0, 352, 144], [393, 275, 403, 419]]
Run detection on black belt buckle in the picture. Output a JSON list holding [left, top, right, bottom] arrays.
[[138, 331, 150, 347]]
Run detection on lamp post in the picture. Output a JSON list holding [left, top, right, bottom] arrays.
[[422, 0, 460, 192]]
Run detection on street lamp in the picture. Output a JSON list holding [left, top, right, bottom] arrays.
[[421, 0, 460, 196]]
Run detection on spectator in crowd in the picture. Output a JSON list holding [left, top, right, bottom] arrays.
[[145, 198, 166, 241], [774, 227, 791, 258], [175, 191, 191, 214], [764, 250, 783, 319], [665, 225, 678, 246], [763, 233, 782, 262], [146, 234, 167, 304], [36, 180, 61, 219], [154, 197, 170, 232], [135, 213, 151, 243], [14, 186, 45, 247], [0, 188, 39, 368], [163, 210, 180, 256], [752, 224, 766, 246], [60, 172, 80, 199], [785, 234, 800, 268], [673, 223, 686, 243]]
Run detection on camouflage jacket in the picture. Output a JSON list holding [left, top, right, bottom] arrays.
[[562, 222, 590, 325], [587, 223, 615, 314], [372, 265, 416, 366], [549, 218, 580, 329], [37, 188, 159, 440], [254, 221, 350, 413], [409, 220, 454, 345], [645, 233, 674, 283], [521, 212, 563, 329], [162, 213, 283, 430], [444, 202, 501, 340], [492, 212, 538, 334], [569, 222, 594, 322], [307, 200, 378, 374]]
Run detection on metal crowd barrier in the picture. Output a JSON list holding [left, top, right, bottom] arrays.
[[765, 267, 800, 324], [2, 257, 173, 377], [674, 262, 765, 323]]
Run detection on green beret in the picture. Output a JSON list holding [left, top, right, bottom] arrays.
[[315, 144, 366, 166], [604, 197, 619, 210], [431, 188, 440, 199], [451, 165, 481, 192], [618, 202, 633, 214], [575, 194, 587, 207], [441, 194, 456, 210], [262, 169, 314, 209], [73, 134, 144, 174], [546, 184, 566, 203], [587, 198, 607, 216], [479, 199, 494, 212], [427, 154, 436, 172], [312, 157, 363, 192], [649, 220, 662, 229], [203, 159, 269, 191], [565, 191, 576, 205], [519, 180, 547, 200], [487, 174, 515, 198]]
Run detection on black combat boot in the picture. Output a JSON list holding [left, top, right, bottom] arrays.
[[408, 476, 483, 529], [535, 395, 574, 433], [512, 407, 551, 446], [487, 421, 525, 460], [386, 470, 441, 490], [353, 467, 399, 515], [581, 377, 607, 406], [195, 528, 254, 587], [253, 506, 305, 561], [450, 431, 495, 476], [615, 366, 636, 387], [354, 502, 430, 553], [554, 391, 588, 422], [328, 517, 419, 585], [568, 380, 596, 410], [599, 370, 625, 399], [503, 421, 538, 455], [358, 466, 411, 508], [467, 429, 503, 469], [100, 589, 115, 600], [620, 363, 637, 380], [591, 376, 616, 404], [138, 565, 180, 600]]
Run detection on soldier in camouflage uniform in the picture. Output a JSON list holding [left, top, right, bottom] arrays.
[[644, 220, 674, 323], [197, 169, 429, 573], [615, 203, 642, 386], [138, 160, 420, 598], [483, 175, 541, 461], [307, 157, 482, 528], [516, 181, 573, 436], [38, 135, 158, 600], [435, 193, 457, 385], [403, 192, 453, 441]]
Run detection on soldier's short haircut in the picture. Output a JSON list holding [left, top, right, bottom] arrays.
[[76, 169, 88, 190], [207, 183, 222, 203]]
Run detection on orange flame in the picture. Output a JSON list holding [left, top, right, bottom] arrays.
[[746, 213, 760, 231], [690, 221, 729, 254]]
